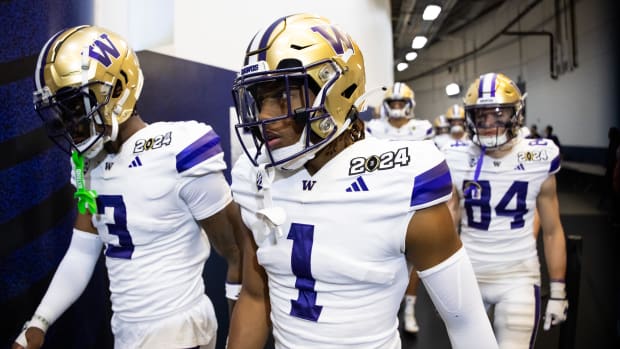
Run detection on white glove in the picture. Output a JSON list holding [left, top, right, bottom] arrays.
[[543, 281, 568, 330]]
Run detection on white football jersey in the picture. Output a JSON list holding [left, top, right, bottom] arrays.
[[365, 118, 433, 141], [433, 133, 452, 150], [443, 137, 561, 283], [231, 138, 452, 348], [81, 121, 230, 322]]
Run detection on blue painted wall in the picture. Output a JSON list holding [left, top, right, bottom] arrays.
[[0, 1, 237, 348]]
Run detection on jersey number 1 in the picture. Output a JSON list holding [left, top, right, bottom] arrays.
[[288, 223, 323, 321]]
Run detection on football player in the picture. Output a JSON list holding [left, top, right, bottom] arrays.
[[433, 114, 452, 150], [365, 82, 434, 141], [363, 84, 432, 334], [445, 72, 568, 348], [227, 13, 497, 349], [445, 103, 468, 142], [14, 26, 241, 349]]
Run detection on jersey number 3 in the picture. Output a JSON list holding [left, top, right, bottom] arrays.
[[97, 195, 135, 259], [288, 223, 323, 321], [463, 180, 528, 230]]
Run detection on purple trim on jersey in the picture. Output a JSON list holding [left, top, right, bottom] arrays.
[[176, 130, 222, 173], [426, 127, 433, 136], [529, 285, 542, 349], [410, 160, 452, 207], [549, 154, 561, 173], [257, 16, 286, 62]]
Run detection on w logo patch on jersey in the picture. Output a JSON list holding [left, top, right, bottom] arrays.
[[302, 180, 317, 191], [128, 156, 143, 168], [346, 176, 368, 192]]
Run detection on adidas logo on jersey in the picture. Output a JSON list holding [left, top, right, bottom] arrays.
[[128, 156, 143, 168], [346, 176, 369, 192], [514, 163, 525, 171]]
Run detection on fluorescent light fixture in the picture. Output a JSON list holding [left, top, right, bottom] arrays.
[[411, 36, 428, 49], [396, 62, 409, 72], [423, 5, 442, 21], [405, 52, 418, 61], [445, 83, 461, 96]]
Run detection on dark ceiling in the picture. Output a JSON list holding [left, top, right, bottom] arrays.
[[390, 0, 508, 76]]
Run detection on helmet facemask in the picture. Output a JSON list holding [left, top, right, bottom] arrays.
[[34, 81, 114, 158], [382, 98, 414, 119], [466, 105, 521, 149], [233, 59, 343, 170]]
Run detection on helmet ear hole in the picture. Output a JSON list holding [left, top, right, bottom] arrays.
[[112, 79, 123, 98], [341, 84, 358, 99]]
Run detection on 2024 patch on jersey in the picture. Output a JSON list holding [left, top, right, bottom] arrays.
[[232, 138, 452, 348]]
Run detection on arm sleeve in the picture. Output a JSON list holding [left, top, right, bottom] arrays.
[[33, 229, 103, 327], [417, 247, 498, 349]]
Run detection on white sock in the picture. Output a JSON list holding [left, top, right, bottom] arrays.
[[405, 295, 416, 310]]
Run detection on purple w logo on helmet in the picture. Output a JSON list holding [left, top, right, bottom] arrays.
[[89, 33, 120, 67], [311, 25, 354, 55]]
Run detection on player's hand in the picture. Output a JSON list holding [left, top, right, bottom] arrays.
[[12, 326, 45, 349], [543, 281, 568, 330]]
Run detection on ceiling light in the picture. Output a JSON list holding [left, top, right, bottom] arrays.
[[445, 83, 461, 96], [396, 62, 409, 72], [405, 52, 418, 61], [411, 36, 427, 49], [422, 5, 442, 21]]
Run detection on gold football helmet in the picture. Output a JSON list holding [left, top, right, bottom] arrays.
[[381, 82, 415, 119], [445, 103, 465, 135], [34, 25, 144, 158], [445, 104, 464, 120], [232, 13, 366, 169], [433, 115, 450, 135], [463, 73, 523, 148]]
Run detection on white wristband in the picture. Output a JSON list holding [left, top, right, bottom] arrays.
[[550, 281, 566, 299], [29, 314, 50, 332], [225, 282, 242, 301]]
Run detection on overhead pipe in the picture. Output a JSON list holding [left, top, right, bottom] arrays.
[[401, 0, 543, 82], [503, 31, 557, 80], [569, 0, 578, 68]]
